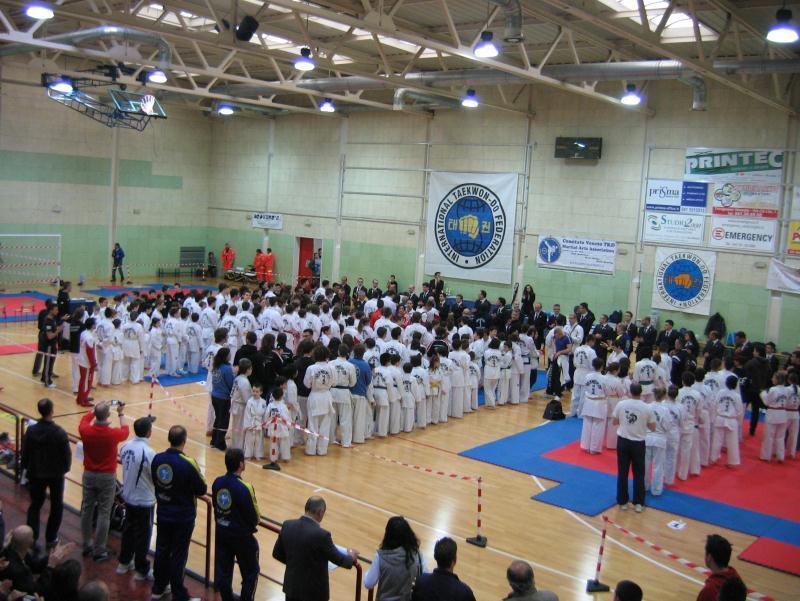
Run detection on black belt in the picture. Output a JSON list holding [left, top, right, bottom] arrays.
[[374, 385, 387, 389], [333, 386, 350, 390]]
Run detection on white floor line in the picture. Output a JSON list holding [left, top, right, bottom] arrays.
[[531, 475, 704, 586]]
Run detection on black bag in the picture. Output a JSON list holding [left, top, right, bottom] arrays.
[[543, 399, 566, 421], [609, 310, 623, 324]]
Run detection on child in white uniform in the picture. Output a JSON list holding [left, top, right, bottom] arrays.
[[663, 385, 685, 485], [388, 355, 404, 434], [400, 363, 416, 433], [110, 319, 124, 385], [604, 362, 628, 450], [498, 341, 513, 406], [243, 382, 268, 460], [645, 387, 674, 496], [482, 339, 502, 409], [711, 375, 743, 467], [373, 354, 393, 436], [580, 359, 609, 454], [676, 372, 703, 480], [229, 358, 253, 450], [164, 308, 181, 377], [508, 335, 524, 406], [786, 372, 799, 460], [411, 355, 428, 429], [760, 371, 789, 462], [448, 339, 468, 418], [265, 385, 292, 464], [148, 318, 164, 377], [427, 354, 443, 425], [467, 352, 480, 412], [185, 313, 203, 374]]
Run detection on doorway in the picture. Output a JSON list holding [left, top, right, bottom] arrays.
[[294, 237, 323, 288]]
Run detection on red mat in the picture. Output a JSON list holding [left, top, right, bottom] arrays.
[[739, 537, 800, 576], [0, 295, 45, 320], [543, 433, 800, 521], [0, 342, 37, 355]]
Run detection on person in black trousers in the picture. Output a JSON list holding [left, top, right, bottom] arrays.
[[32, 300, 54, 377], [744, 343, 770, 436], [611, 383, 656, 512], [39, 304, 65, 388], [21, 398, 71, 549], [213, 449, 260, 601]]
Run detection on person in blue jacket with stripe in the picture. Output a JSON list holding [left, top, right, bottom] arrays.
[[151, 425, 207, 601], [212, 448, 260, 601]]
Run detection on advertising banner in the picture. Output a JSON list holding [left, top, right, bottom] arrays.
[[708, 216, 777, 252], [251, 212, 284, 229], [645, 179, 707, 214], [789, 188, 800, 255], [424, 172, 518, 284], [536, 236, 617, 274], [652, 247, 716, 316], [643, 212, 705, 245], [767, 259, 800, 294]]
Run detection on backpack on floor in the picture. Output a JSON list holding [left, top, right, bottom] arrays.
[[543, 399, 566, 421]]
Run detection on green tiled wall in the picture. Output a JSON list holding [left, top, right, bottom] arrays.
[[119, 160, 183, 189], [116, 225, 209, 279], [340, 241, 416, 292], [779, 293, 800, 350]]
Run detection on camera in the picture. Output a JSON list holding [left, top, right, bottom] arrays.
[[110, 399, 125, 407]]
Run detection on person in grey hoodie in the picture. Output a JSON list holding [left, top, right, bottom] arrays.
[[365, 516, 426, 601]]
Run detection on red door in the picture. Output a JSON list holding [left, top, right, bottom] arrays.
[[297, 237, 314, 285]]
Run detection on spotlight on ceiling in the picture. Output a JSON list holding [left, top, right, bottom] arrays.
[[235, 15, 259, 42], [474, 31, 499, 58], [48, 77, 73, 94], [767, 7, 799, 43], [148, 70, 167, 84], [620, 83, 642, 106], [294, 47, 315, 72], [217, 103, 235, 116], [319, 98, 336, 113], [461, 89, 479, 108], [25, 2, 54, 19]]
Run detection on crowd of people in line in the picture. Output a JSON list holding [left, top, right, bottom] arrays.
[[5, 396, 751, 601]]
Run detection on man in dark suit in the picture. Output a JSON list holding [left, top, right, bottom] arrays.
[[272, 496, 358, 601], [451, 294, 466, 322], [530, 303, 548, 349], [367, 280, 382, 300], [412, 537, 475, 601], [548, 304, 567, 328], [577, 302, 595, 343], [428, 272, 445, 297], [351, 277, 367, 302], [636, 316, 657, 359], [703, 330, 725, 364], [733, 331, 754, 362], [656, 319, 680, 350]]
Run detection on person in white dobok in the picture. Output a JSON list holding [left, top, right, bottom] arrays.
[[303, 346, 336, 456], [570, 337, 597, 417], [645, 387, 675, 496], [580, 358, 609, 454], [329, 344, 357, 447]]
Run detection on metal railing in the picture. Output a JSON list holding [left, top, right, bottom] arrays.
[[1, 400, 214, 587]]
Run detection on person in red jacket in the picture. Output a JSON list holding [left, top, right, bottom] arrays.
[[254, 249, 267, 282], [697, 534, 743, 601], [79, 401, 130, 562], [221, 243, 236, 273], [264, 247, 275, 283]]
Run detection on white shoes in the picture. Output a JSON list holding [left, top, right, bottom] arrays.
[[134, 569, 154, 581], [151, 584, 171, 599], [115, 561, 134, 575], [634, 504, 644, 513]]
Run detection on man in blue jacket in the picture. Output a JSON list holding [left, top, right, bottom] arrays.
[[111, 243, 125, 283], [212, 448, 260, 601], [151, 425, 207, 601]]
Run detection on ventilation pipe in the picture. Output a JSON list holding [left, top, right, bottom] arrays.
[[392, 88, 460, 110], [487, 0, 524, 43], [0, 26, 172, 67]]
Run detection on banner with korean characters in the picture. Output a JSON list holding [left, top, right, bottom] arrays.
[[685, 148, 782, 218]]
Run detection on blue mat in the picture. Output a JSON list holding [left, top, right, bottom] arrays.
[[145, 368, 207, 387], [477, 369, 547, 406], [460, 420, 800, 545]]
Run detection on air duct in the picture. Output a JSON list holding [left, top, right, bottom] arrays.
[[0, 26, 171, 67], [392, 88, 460, 110], [488, 0, 524, 43], [680, 74, 707, 111]]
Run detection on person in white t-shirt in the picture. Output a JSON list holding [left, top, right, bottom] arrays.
[[612, 383, 656, 512]]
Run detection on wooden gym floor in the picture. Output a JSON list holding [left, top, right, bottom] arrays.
[[0, 280, 796, 601]]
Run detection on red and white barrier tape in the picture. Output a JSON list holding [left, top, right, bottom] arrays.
[[601, 516, 774, 601]]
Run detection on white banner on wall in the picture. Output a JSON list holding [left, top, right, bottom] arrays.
[[685, 148, 783, 218], [536, 236, 617, 274], [424, 171, 517, 284], [767, 259, 800, 295], [652, 247, 716, 316], [708, 216, 777, 252], [645, 179, 708, 214], [251, 212, 284, 230], [643, 212, 705, 245]]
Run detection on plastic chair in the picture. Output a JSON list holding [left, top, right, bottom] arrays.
[[14, 302, 35, 322], [0, 302, 6, 326]]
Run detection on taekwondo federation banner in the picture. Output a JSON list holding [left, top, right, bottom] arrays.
[[767, 258, 800, 295], [251, 212, 284, 230], [425, 172, 517, 284], [536, 236, 617, 274], [652, 247, 716, 316], [685, 148, 783, 218]]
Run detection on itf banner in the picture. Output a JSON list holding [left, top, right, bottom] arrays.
[[536, 236, 617, 274], [767, 259, 800, 295], [425, 172, 517, 284], [685, 148, 783, 218], [251, 212, 284, 229], [652, 247, 716, 316]]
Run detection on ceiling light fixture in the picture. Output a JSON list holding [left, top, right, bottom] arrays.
[[620, 83, 642, 106], [48, 77, 73, 94], [461, 89, 480, 108], [319, 97, 336, 112], [217, 104, 235, 116], [294, 47, 315, 71], [25, 2, 54, 19], [474, 31, 499, 58], [767, 6, 799, 43], [235, 15, 259, 42], [148, 70, 167, 84]]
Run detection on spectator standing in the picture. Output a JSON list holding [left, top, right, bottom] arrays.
[[22, 398, 71, 550], [272, 496, 358, 601], [696, 535, 742, 601], [39, 303, 65, 388], [612, 383, 656, 513], [212, 448, 260, 601], [79, 401, 129, 561], [206, 251, 218, 279], [744, 343, 770, 436], [222, 243, 236, 272], [364, 516, 425, 601], [151, 425, 207, 601], [210, 347, 235, 450], [111, 243, 125, 283], [116, 417, 157, 581], [32, 299, 54, 377], [502, 560, 558, 601], [411, 537, 475, 601]]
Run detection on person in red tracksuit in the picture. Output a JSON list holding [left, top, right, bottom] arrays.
[[254, 249, 267, 282], [264, 248, 275, 283], [77, 318, 97, 407], [222, 243, 236, 273]]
